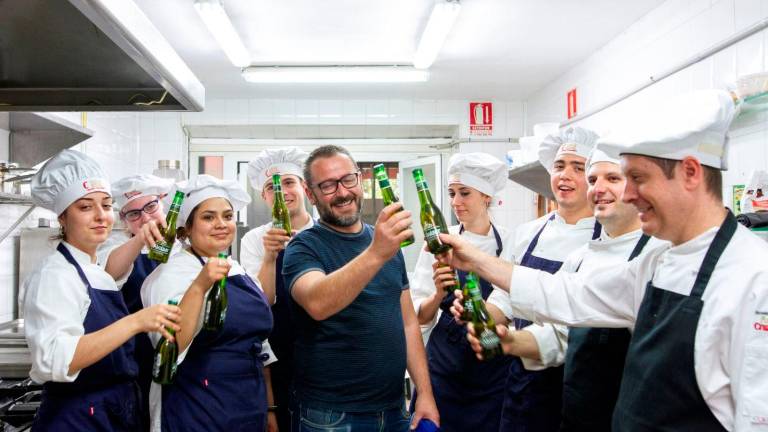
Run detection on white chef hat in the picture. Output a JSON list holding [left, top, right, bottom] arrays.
[[247, 147, 309, 191], [586, 147, 621, 170], [176, 174, 251, 226], [31, 149, 111, 215], [111, 174, 175, 209], [538, 127, 600, 174], [596, 89, 737, 170], [448, 153, 508, 199]]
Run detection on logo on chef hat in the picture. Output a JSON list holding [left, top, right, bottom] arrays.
[[266, 166, 280, 176], [557, 142, 579, 155], [754, 314, 768, 332], [82, 179, 107, 191], [124, 190, 142, 199], [449, 174, 462, 183]]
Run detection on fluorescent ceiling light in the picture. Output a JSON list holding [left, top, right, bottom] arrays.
[[413, 0, 461, 69], [193, 0, 250, 67], [242, 66, 430, 83]]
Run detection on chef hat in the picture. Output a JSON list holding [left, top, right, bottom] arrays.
[[586, 147, 621, 170], [448, 153, 507, 198], [176, 174, 251, 226], [247, 147, 308, 191], [111, 174, 175, 209], [596, 89, 736, 170], [538, 127, 600, 174], [31, 149, 111, 215]]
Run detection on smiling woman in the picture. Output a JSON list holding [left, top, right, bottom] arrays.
[[140, 174, 277, 432]]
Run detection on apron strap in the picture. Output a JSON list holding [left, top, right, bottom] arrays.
[[628, 234, 651, 261], [523, 214, 555, 258], [592, 221, 603, 240], [689, 211, 737, 299], [459, 223, 504, 257], [189, 247, 207, 266], [57, 243, 93, 290]]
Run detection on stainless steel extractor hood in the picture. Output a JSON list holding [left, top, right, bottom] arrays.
[[0, 0, 205, 112], [0, 112, 93, 167]]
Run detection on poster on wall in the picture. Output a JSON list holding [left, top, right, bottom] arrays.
[[469, 102, 492, 136]]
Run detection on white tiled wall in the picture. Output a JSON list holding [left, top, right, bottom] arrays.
[[525, 0, 768, 208]]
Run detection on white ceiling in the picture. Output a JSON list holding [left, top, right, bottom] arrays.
[[135, 0, 666, 101]]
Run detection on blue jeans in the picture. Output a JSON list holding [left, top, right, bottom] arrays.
[[292, 404, 411, 432]]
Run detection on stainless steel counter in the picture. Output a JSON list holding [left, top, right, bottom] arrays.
[[0, 321, 30, 379]]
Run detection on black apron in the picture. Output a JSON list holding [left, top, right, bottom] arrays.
[[33, 243, 140, 431], [122, 252, 159, 431], [560, 234, 650, 432], [612, 213, 735, 431], [502, 214, 601, 432], [420, 224, 511, 432], [270, 249, 296, 432]]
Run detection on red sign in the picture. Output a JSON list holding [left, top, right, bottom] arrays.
[[470, 102, 492, 136], [567, 88, 578, 119]]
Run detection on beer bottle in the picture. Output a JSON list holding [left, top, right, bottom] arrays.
[[271, 173, 292, 237], [412, 168, 451, 254], [373, 164, 414, 248], [203, 253, 228, 331], [148, 190, 185, 263], [466, 272, 504, 360], [152, 299, 179, 385]]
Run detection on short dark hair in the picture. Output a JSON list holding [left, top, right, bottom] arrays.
[[646, 156, 722, 201], [303, 145, 359, 186]]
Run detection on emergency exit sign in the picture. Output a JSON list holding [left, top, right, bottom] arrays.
[[469, 102, 492, 136], [567, 88, 578, 119]]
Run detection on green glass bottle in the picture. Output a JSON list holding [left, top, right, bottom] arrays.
[[467, 271, 504, 360], [148, 191, 185, 263], [152, 299, 179, 385], [203, 253, 228, 331], [373, 164, 414, 248], [412, 168, 451, 255], [271, 173, 292, 237]]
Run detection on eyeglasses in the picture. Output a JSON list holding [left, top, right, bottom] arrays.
[[120, 199, 160, 222], [313, 172, 360, 195]]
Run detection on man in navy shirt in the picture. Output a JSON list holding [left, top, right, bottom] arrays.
[[283, 145, 439, 431]]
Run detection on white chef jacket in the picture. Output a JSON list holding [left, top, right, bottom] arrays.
[[96, 229, 183, 287], [489, 228, 665, 368], [23, 241, 118, 384], [410, 224, 515, 330], [506, 224, 768, 431], [239, 217, 315, 285], [141, 248, 276, 432], [487, 211, 597, 370]]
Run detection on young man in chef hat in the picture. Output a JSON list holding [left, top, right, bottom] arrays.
[[240, 147, 314, 432], [439, 89, 768, 431], [483, 126, 602, 431]]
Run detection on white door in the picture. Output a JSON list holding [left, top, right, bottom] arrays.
[[399, 155, 447, 274]]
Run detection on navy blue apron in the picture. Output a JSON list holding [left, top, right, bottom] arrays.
[[33, 243, 140, 432], [162, 250, 274, 432], [270, 249, 296, 432], [612, 213, 735, 431], [502, 214, 601, 432], [420, 224, 510, 432], [560, 234, 650, 432], [122, 252, 159, 431]]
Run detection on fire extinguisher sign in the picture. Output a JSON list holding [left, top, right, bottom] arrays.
[[469, 102, 492, 136]]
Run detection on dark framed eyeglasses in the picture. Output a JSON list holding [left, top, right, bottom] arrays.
[[120, 199, 160, 222], [313, 172, 360, 195]]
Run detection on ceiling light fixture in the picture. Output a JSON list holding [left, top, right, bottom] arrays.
[[242, 66, 430, 83], [193, 0, 250, 67], [413, 0, 461, 69]]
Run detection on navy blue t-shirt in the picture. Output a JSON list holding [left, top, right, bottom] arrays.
[[282, 222, 409, 412]]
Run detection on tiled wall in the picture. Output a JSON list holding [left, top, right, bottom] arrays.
[[525, 0, 768, 207]]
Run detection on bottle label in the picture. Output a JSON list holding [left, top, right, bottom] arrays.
[[480, 328, 501, 350], [463, 299, 475, 315], [468, 284, 483, 301], [151, 242, 171, 256], [416, 181, 428, 191], [273, 221, 284, 230], [152, 355, 161, 378], [424, 224, 441, 242]]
